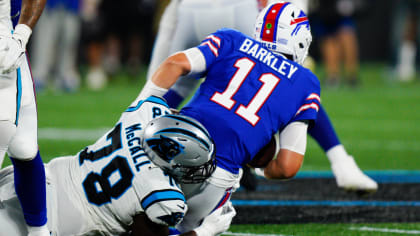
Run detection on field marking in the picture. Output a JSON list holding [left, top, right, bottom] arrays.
[[39, 127, 420, 151], [231, 200, 420, 207], [38, 128, 108, 141], [349, 226, 420, 234], [294, 170, 420, 183], [224, 232, 292, 236]]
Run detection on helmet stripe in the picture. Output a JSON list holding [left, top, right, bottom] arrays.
[[155, 128, 211, 150], [164, 114, 211, 140], [260, 2, 289, 43]]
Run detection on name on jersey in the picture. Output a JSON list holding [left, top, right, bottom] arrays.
[[125, 123, 150, 172], [239, 38, 298, 79]]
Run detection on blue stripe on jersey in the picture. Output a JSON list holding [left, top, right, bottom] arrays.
[[126, 96, 169, 112], [15, 68, 22, 125], [141, 189, 185, 211]]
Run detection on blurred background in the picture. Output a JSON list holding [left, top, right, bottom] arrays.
[[3, 0, 419, 171], [26, 0, 419, 92]]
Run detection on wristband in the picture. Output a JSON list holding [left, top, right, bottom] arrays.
[[138, 80, 168, 100]]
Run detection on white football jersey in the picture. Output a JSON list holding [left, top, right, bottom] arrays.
[[49, 96, 187, 235], [0, 0, 12, 34]]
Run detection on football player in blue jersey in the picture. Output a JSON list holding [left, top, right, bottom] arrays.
[[139, 1, 327, 232], [147, 0, 377, 193], [0, 0, 48, 235]]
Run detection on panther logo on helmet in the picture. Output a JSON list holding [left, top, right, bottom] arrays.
[[143, 114, 216, 184]]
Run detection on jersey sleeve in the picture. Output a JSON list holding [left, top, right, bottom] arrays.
[[132, 163, 187, 226], [124, 96, 171, 123], [292, 74, 321, 125], [142, 189, 187, 226], [195, 29, 230, 71]]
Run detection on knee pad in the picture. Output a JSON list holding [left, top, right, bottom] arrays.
[[0, 120, 17, 152], [8, 135, 38, 161]]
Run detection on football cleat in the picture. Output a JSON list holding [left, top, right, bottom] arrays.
[[331, 155, 378, 193]]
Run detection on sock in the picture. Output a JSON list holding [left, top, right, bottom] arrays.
[[308, 105, 341, 152], [326, 144, 350, 164], [11, 151, 47, 226], [163, 89, 185, 109], [27, 224, 49, 236]]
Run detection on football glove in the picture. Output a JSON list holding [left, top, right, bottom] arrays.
[[0, 24, 31, 74], [193, 201, 236, 236]]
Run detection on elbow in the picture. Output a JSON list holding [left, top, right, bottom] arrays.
[[280, 165, 299, 179], [164, 53, 191, 75], [265, 150, 303, 180]]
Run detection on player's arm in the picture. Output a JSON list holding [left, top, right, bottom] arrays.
[[131, 203, 236, 236], [138, 48, 205, 100], [263, 121, 308, 179], [19, 0, 46, 29], [0, 0, 46, 73]]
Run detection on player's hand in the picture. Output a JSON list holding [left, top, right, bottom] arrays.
[[193, 201, 236, 236], [0, 36, 25, 74], [0, 24, 31, 74]]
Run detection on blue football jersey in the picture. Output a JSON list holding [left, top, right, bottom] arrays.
[[180, 28, 321, 174]]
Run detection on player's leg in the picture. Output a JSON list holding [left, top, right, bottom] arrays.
[[7, 57, 49, 235], [30, 7, 58, 90], [0, 167, 28, 236], [0, 61, 18, 169], [56, 8, 81, 91], [146, 0, 180, 81], [308, 104, 378, 192]]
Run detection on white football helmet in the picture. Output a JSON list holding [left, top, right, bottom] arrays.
[[254, 1, 312, 65], [143, 114, 216, 184]]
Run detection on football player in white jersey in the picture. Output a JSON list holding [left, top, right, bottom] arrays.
[[0, 95, 236, 236], [0, 0, 49, 235], [146, 0, 377, 193]]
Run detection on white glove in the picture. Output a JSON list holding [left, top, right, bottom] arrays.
[[254, 168, 265, 178], [0, 24, 31, 74], [193, 201, 236, 236]]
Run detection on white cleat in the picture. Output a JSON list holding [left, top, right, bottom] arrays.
[[331, 155, 378, 193]]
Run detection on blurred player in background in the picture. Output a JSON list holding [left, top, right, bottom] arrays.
[[0, 96, 235, 236], [147, 0, 377, 193], [392, 0, 419, 81], [140, 2, 321, 232], [309, 0, 361, 87], [0, 0, 49, 235], [30, 0, 82, 92]]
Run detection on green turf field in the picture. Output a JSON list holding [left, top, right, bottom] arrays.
[[2, 63, 419, 235], [5, 63, 417, 170]]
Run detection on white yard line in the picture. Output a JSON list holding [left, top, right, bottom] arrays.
[[38, 128, 108, 141], [349, 226, 420, 234], [39, 128, 420, 151], [223, 232, 292, 236]]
